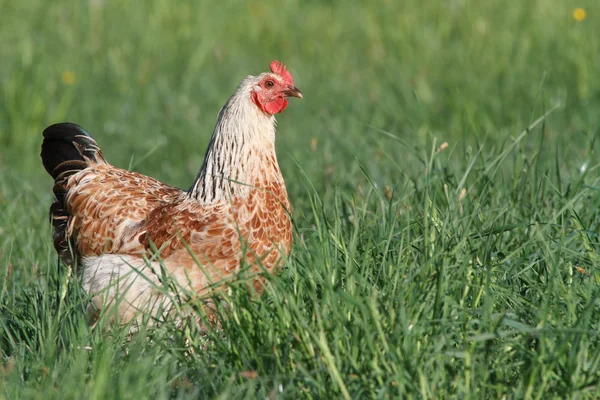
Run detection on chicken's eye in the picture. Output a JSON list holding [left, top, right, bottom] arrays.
[[265, 80, 274, 88]]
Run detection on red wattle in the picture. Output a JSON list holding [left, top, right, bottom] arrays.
[[264, 97, 288, 114], [251, 93, 289, 115]]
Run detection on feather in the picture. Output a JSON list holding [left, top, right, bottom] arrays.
[[40, 62, 299, 326]]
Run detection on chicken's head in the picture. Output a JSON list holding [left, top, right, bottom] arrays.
[[251, 60, 302, 115]]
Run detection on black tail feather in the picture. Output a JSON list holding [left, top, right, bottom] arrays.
[[41, 122, 105, 267], [41, 123, 104, 178]]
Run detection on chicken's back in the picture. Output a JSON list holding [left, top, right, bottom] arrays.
[[41, 123, 182, 267], [61, 164, 182, 260]]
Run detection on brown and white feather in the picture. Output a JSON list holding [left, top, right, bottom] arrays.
[[42, 64, 299, 325]]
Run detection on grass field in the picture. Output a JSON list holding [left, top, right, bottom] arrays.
[[1, 0, 600, 398]]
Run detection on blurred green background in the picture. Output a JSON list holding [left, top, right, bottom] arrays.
[[1, 0, 600, 397], [1, 0, 598, 191]]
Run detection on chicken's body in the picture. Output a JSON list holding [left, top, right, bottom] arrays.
[[41, 62, 301, 324]]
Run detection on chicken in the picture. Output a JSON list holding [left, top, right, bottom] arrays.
[[40, 61, 302, 325]]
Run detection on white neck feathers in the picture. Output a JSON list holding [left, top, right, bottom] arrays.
[[189, 77, 281, 203]]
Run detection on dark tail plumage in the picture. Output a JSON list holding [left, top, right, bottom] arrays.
[[41, 123, 106, 267], [41, 123, 105, 178]]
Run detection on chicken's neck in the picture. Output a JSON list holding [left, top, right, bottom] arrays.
[[189, 83, 283, 203]]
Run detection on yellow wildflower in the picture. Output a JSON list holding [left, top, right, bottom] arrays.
[[62, 70, 76, 86], [573, 8, 586, 22]]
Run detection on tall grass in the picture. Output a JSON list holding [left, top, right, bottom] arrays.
[[1, 0, 600, 398]]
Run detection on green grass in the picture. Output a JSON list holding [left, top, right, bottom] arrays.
[[2, 0, 600, 397]]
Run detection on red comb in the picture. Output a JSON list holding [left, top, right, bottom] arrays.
[[269, 60, 294, 85]]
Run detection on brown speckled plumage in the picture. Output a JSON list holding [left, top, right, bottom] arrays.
[[41, 62, 301, 325]]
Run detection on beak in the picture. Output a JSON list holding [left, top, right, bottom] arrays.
[[284, 86, 303, 99]]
